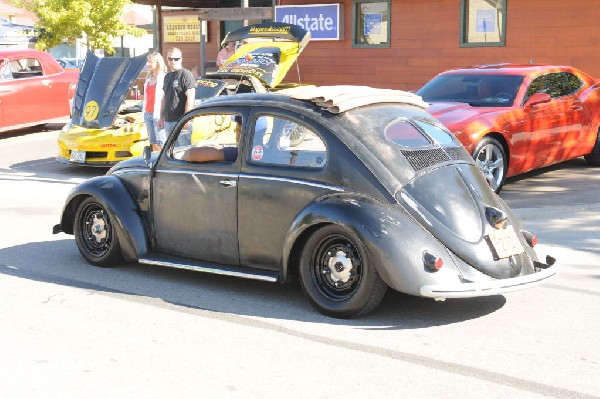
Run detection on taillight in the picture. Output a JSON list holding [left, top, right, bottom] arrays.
[[521, 230, 538, 247], [423, 251, 443, 272]]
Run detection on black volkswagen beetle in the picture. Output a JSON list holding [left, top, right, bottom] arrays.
[[53, 86, 557, 318]]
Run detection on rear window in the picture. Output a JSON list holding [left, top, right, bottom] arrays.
[[384, 118, 458, 148]]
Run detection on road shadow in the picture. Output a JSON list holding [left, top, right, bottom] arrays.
[[0, 239, 506, 329], [0, 122, 68, 139], [501, 157, 600, 210], [7, 156, 109, 182]]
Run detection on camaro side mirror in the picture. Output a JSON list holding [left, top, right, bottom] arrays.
[[524, 92, 552, 108]]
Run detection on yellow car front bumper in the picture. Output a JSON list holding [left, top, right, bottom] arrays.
[[57, 115, 149, 166]]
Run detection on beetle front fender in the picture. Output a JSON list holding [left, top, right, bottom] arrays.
[[58, 175, 149, 261], [281, 195, 460, 296]]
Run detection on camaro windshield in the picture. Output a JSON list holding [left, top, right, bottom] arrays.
[[417, 74, 525, 107]]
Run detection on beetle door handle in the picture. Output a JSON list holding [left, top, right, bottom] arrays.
[[220, 179, 237, 187]]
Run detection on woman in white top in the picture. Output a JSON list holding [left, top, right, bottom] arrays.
[[143, 51, 167, 151]]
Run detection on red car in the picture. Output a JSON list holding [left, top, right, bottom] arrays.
[[0, 49, 79, 133], [417, 64, 600, 192]]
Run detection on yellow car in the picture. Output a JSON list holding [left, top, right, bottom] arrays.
[[57, 22, 311, 166], [57, 51, 149, 166]]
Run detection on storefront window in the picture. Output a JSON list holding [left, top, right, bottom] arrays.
[[460, 0, 506, 47], [352, 0, 390, 48]]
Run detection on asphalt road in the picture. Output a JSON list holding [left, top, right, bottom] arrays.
[[0, 124, 599, 399]]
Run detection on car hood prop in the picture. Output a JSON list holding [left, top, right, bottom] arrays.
[[71, 50, 149, 129]]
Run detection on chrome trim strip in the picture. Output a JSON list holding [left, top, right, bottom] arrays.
[[141, 167, 346, 192], [138, 258, 278, 282], [112, 168, 151, 176], [156, 169, 236, 178], [239, 174, 346, 192]]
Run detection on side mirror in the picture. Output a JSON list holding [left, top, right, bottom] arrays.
[[524, 92, 552, 108], [142, 145, 152, 167]]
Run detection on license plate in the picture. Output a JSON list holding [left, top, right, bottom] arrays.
[[70, 150, 86, 163], [486, 227, 523, 260]]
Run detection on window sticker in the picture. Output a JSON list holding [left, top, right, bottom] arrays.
[[252, 145, 264, 161]]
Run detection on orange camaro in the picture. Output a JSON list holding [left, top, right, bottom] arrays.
[[0, 49, 79, 133], [417, 64, 600, 192]]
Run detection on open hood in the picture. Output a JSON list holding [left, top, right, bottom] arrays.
[[71, 50, 148, 129], [215, 22, 310, 88]]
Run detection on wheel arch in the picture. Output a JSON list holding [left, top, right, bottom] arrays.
[[280, 194, 464, 296], [58, 176, 149, 261], [477, 132, 510, 169]]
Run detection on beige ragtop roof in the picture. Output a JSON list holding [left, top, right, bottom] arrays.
[[277, 85, 429, 113]]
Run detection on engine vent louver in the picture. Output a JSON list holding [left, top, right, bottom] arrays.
[[401, 147, 471, 171]]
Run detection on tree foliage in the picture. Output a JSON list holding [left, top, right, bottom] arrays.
[[11, 0, 145, 54]]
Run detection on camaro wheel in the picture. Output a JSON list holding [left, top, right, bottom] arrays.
[[299, 225, 388, 318], [74, 197, 123, 267], [583, 127, 600, 165], [473, 137, 507, 193]]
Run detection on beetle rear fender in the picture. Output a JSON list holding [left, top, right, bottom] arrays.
[[281, 194, 459, 296], [59, 176, 149, 261]]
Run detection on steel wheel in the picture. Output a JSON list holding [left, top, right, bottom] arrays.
[[473, 137, 507, 193], [299, 225, 387, 318], [312, 234, 363, 301], [74, 197, 122, 267]]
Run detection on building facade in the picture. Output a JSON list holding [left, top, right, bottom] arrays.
[[159, 0, 600, 91]]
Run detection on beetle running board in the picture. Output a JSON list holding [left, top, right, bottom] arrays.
[[139, 253, 279, 283]]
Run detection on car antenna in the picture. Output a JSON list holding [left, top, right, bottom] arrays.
[[528, 58, 534, 64]]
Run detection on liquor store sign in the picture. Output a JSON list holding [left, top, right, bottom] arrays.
[[163, 15, 207, 42]]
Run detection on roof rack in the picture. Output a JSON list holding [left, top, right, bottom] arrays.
[[277, 85, 428, 113]]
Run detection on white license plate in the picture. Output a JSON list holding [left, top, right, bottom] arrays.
[[70, 150, 86, 163], [486, 227, 523, 260]]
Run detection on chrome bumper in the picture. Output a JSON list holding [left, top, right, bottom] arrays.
[[420, 263, 558, 299]]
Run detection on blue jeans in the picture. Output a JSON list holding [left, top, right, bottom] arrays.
[[144, 112, 166, 147], [164, 121, 191, 147]]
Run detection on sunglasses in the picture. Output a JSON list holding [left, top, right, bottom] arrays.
[[167, 57, 181, 61]]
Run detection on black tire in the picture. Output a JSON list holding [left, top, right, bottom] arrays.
[[584, 127, 600, 165], [74, 197, 123, 267], [472, 137, 507, 193], [299, 225, 388, 318]]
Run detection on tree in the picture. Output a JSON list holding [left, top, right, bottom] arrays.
[[11, 0, 145, 54]]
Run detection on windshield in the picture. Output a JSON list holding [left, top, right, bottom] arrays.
[[417, 74, 524, 107]]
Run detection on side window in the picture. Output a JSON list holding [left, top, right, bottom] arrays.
[[526, 73, 576, 100], [564, 73, 584, 95], [10, 58, 43, 78], [249, 115, 327, 169], [169, 112, 241, 163]]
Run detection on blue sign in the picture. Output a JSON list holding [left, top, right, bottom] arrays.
[[274, 4, 342, 41]]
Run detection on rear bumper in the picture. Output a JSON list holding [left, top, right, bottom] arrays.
[[420, 264, 557, 299]]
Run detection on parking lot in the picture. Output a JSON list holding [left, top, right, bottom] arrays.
[[0, 125, 599, 398]]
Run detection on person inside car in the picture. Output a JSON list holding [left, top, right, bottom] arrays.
[[182, 115, 241, 163]]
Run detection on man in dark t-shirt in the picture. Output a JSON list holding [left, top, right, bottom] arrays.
[[158, 47, 197, 138]]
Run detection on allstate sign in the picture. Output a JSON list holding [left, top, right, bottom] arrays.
[[274, 4, 342, 41]]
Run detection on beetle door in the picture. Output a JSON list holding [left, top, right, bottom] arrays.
[[150, 111, 242, 266]]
